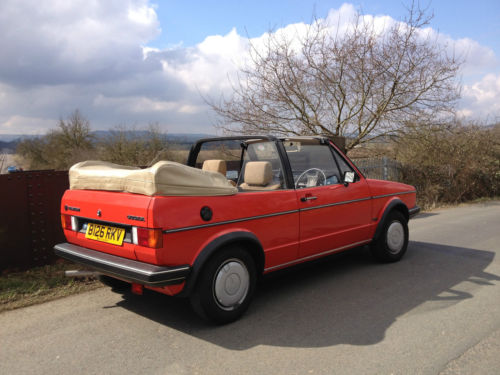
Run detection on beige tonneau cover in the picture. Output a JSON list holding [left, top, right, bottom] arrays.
[[69, 160, 238, 196]]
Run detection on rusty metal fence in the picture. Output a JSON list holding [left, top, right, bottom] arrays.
[[351, 157, 402, 181], [0, 170, 68, 271]]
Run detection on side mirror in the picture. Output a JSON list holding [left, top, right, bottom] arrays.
[[343, 171, 355, 186]]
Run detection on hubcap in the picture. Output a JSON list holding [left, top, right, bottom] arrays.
[[386, 221, 405, 254], [213, 259, 249, 311]]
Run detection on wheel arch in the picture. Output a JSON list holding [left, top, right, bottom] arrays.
[[178, 231, 264, 297], [373, 198, 409, 241]]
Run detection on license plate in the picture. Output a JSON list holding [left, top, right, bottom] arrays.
[[85, 223, 125, 245]]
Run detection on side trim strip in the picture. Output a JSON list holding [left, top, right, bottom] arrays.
[[372, 191, 416, 199], [163, 190, 416, 234], [299, 196, 372, 212], [163, 209, 300, 234], [264, 239, 372, 272], [409, 205, 421, 218]]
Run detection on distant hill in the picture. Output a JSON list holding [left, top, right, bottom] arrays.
[[0, 132, 215, 152], [0, 140, 19, 153], [92, 131, 214, 149], [0, 132, 214, 142], [0, 134, 40, 142]]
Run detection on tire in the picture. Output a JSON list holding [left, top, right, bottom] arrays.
[[98, 275, 130, 291], [190, 247, 256, 324], [370, 210, 409, 262]]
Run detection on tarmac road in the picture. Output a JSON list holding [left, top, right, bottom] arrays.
[[1, 201, 499, 375]]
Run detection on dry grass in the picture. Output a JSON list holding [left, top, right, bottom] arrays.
[[420, 196, 500, 212], [0, 263, 102, 313]]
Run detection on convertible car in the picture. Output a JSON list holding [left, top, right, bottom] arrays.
[[54, 135, 419, 323]]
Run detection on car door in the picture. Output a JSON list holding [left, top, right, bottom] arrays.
[[285, 140, 373, 259]]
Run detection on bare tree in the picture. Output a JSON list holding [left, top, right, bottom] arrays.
[[17, 109, 95, 170], [98, 123, 171, 167], [16, 111, 176, 170], [210, 3, 461, 150], [54, 109, 94, 150]]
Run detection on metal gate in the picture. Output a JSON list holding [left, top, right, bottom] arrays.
[[0, 170, 69, 270], [351, 157, 401, 181]]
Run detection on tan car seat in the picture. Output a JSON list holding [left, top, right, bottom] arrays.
[[239, 161, 280, 191], [202, 159, 236, 186]]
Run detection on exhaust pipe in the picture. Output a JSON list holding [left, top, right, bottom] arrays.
[[65, 270, 100, 278]]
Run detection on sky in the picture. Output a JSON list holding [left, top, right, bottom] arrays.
[[0, 0, 499, 136]]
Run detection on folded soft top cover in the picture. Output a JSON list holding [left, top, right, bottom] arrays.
[[69, 160, 238, 196]]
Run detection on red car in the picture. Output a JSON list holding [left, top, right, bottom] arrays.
[[55, 136, 419, 323]]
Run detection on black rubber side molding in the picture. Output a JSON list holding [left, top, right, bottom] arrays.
[[409, 206, 421, 218], [54, 243, 190, 287]]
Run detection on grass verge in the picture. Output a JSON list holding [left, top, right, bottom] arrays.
[[420, 196, 500, 212], [0, 262, 102, 313]]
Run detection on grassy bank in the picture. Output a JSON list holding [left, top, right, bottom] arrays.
[[0, 263, 101, 313]]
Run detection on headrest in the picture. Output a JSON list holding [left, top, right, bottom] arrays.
[[202, 159, 227, 176], [244, 161, 273, 186]]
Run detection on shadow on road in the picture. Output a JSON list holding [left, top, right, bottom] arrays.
[[115, 241, 499, 349]]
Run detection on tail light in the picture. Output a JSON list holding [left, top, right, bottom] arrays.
[[132, 227, 163, 248], [61, 214, 78, 231]]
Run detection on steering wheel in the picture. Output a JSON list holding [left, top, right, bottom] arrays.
[[295, 168, 326, 188]]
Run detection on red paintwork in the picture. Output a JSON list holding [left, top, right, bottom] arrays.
[[366, 179, 416, 220], [297, 181, 372, 258], [60, 142, 417, 297]]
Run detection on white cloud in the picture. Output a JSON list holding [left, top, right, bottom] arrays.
[[0, 1, 499, 136], [93, 94, 204, 115], [153, 28, 249, 95], [0, 0, 161, 86], [460, 73, 500, 119], [0, 115, 55, 135], [454, 38, 498, 77]]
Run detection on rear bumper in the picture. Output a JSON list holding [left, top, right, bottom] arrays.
[[409, 205, 421, 219], [54, 243, 190, 287]]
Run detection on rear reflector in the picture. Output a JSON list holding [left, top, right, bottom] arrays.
[[61, 214, 71, 230], [132, 227, 163, 248], [131, 283, 143, 295], [61, 215, 78, 231]]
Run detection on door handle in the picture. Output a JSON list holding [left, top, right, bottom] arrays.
[[300, 196, 317, 202]]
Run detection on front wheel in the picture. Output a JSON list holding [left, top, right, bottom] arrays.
[[190, 247, 256, 324], [370, 211, 409, 262]]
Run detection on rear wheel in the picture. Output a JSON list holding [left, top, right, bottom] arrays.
[[190, 247, 256, 324], [370, 211, 408, 262]]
